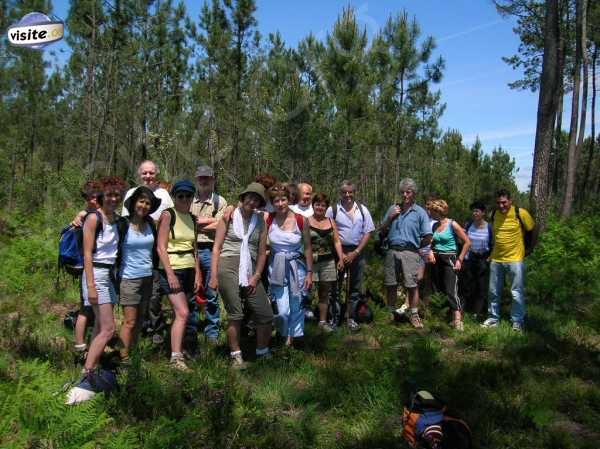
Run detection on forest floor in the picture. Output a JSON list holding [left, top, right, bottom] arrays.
[[1, 285, 599, 449], [0, 212, 599, 448]]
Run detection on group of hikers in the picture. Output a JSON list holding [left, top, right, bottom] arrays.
[[66, 159, 535, 384]]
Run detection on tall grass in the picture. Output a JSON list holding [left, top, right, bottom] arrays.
[[0, 214, 599, 448]]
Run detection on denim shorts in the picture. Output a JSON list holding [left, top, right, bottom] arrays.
[[82, 267, 117, 306], [158, 268, 195, 295]]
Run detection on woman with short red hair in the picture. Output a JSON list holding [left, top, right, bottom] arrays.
[[79, 176, 127, 387]]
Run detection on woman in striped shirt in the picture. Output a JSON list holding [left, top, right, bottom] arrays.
[[462, 202, 493, 318]]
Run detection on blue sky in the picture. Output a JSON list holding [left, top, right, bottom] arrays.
[[44, 0, 554, 190]]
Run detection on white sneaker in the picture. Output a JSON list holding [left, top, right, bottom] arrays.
[[481, 318, 499, 328], [304, 309, 315, 320]]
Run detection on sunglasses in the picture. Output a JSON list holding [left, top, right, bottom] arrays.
[[176, 192, 193, 200]]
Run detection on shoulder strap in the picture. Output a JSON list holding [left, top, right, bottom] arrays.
[[212, 193, 219, 218], [432, 221, 440, 233], [514, 206, 524, 229], [332, 205, 338, 220], [115, 217, 130, 269], [190, 213, 198, 244], [357, 203, 366, 232], [294, 213, 304, 231], [464, 220, 473, 232], [266, 213, 274, 229], [166, 208, 176, 239]]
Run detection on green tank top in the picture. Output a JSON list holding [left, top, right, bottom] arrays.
[[310, 220, 335, 258], [433, 219, 457, 253]]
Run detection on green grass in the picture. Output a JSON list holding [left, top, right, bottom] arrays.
[[0, 212, 599, 448]]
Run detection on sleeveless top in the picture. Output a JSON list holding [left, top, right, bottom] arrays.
[[221, 211, 265, 260], [269, 218, 302, 254], [433, 220, 457, 254], [120, 224, 154, 279], [162, 209, 195, 270], [92, 215, 118, 265], [310, 220, 334, 259]]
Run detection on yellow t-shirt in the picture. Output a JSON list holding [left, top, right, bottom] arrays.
[[161, 209, 196, 270], [490, 206, 535, 263]]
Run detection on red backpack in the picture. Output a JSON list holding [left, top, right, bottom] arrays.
[[266, 212, 304, 231]]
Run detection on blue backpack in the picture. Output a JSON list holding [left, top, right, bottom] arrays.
[[58, 211, 103, 276]]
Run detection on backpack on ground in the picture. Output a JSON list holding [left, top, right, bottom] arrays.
[[491, 206, 534, 255], [402, 390, 472, 449], [58, 211, 103, 277], [353, 298, 374, 323]]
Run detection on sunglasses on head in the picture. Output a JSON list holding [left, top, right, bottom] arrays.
[[176, 192, 193, 199]]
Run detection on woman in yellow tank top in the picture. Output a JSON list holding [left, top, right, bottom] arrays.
[[157, 180, 202, 370]]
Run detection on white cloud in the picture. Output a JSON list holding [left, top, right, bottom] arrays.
[[437, 19, 504, 43]]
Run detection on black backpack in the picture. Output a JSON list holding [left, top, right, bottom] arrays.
[[491, 206, 534, 255]]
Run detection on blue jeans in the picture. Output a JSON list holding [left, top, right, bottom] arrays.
[[186, 247, 220, 339], [487, 260, 526, 324]]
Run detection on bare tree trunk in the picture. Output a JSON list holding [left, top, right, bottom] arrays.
[[581, 46, 597, 201], [573, 1, 589, 210], [87, 2, 97, 174], [8, 149, 17, 212], [562, 0, 586, 218], [530, 0, 561, 238]]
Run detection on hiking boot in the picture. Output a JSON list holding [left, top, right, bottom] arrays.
[[169, 354, 189, 371], [512, 321, 524, 332], [230, 353, 248, 370], [347, 319, 361, 332], [409, 313, 424, 329], [451, 320, 464, 332], [318, 321, 334, 333], [481, 318, 499, 328]]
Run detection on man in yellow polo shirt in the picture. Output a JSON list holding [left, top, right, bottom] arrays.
[[481, 189, 535, 332]]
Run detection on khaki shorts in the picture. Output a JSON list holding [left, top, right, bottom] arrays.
[[384, 249, 421, 288], [217, 256, 273, 324], [313, 257, 337, 283], [119, 276, 153, 306]]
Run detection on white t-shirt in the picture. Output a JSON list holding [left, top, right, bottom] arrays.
[[290, 203, 314, 218], [121, 186, 173, 222]]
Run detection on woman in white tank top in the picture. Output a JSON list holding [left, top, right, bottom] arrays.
[[267, 183, 313, 347], [80, 177, 128, 385]]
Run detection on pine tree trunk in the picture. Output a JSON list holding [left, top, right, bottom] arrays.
[[581, 46, 597, 201], [561, 0, 586, 218], [87, 2, 97, 174], [530, 0, 560, 237], [574, 1, 589, 209]]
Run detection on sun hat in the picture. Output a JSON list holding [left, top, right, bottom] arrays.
[[124, 186, 162, 215], [195, 165, 214, 178], [239, 182, 266, 208], [171, 180, 196, 196]]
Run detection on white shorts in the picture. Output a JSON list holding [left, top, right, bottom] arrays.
[[82, 267, 117, 306]]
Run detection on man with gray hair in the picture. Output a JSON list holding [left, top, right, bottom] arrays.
[[121, 160, 174, 341], [326, 180, 375, 331], [379, 178, 432, 329], [290, 182, 314, 217]]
